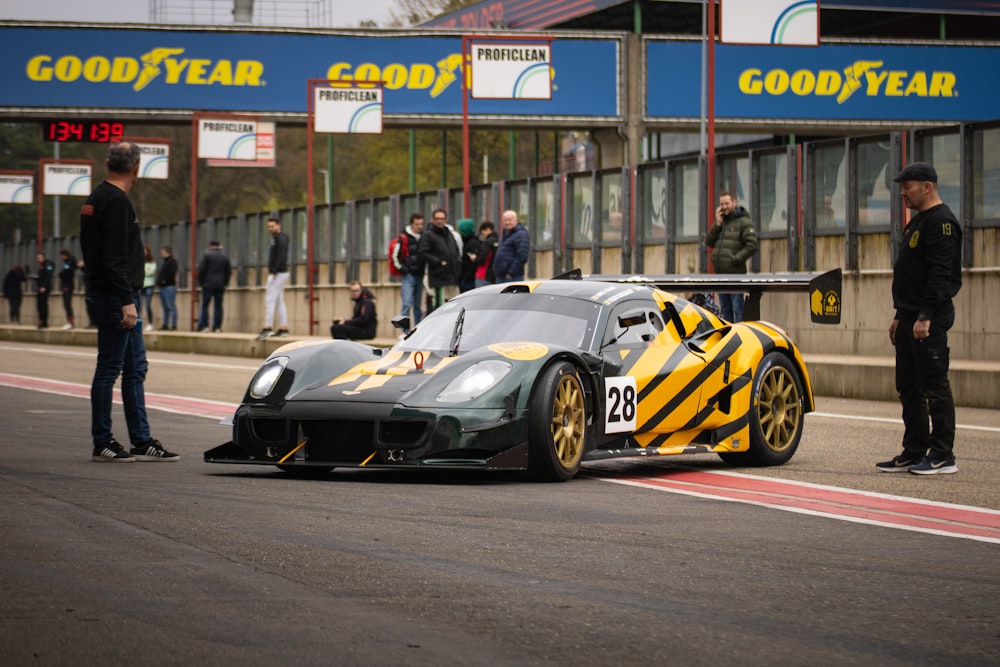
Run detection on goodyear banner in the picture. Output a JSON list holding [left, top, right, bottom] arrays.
[[646, 39, 1000, 122], [0, 26, 619, 120]]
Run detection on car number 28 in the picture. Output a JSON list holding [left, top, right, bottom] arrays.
[[604, 376, 637, 434]]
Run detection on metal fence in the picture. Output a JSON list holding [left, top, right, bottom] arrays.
[[4, 120, 999, 290]]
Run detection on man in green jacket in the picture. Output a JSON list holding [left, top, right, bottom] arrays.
[[705, 191, 759, 321]]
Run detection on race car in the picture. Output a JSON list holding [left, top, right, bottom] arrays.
[[205, 269, 842, 481]]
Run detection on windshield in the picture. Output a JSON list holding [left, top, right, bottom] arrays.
[[397, 293, 599, 353]]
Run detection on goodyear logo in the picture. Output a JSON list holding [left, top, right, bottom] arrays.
[[326, 54, 465, 98], [25, 47, 265, 92], [739, 61, 957, 104]]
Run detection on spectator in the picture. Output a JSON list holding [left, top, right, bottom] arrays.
[[393, 212, 424, 328], [197, 240, 232, 333], [141, 245, 156, 331], [34, 252, 55, 329], [77, 259, 98, 328], [80, 141, 178, 462], [469, 221, 498, 287], [331, 281, 377, 340], [457, 217, 477, 292], [257, 217, 290, 340], [58, 249, 78, 330], [419, 208, 461, 308], [493, 210, 530, 283], [705, 191, 759, 322], [157, 246, 178, 331], [3, 265, 27, 324]]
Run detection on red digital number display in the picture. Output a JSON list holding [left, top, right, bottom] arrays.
[[43, 120, 125, 143]]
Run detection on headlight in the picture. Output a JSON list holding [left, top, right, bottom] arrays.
[[249, 356, 289, 399], [436, 360, 512, 403]]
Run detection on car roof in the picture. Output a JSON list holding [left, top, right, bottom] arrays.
[[460, 278, 666, 305]]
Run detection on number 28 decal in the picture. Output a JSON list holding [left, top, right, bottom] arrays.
[[604, 376, 637, 434]]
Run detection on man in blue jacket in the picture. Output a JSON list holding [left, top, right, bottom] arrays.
[[492, 210, 530, 283]]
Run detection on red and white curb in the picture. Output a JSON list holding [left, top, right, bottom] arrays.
[[600, 468, 1000, 544]]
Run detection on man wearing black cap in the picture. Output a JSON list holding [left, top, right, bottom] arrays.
[[876, 162, 962, 475]]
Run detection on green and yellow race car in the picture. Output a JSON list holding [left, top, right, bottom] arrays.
[[205, 270, 841, 481]]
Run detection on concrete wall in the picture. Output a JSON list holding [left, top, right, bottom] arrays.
[[17, 263, 994, 362]]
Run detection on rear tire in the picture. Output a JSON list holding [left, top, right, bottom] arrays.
[[528, 362, 587, 482]]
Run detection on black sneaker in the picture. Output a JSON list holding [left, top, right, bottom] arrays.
[[92, 439, 135, 462], [909, 457, 958, 475], [130, 439, 180, 462], [275, 329, 290, 338], [875, 454, 921, 473], [256, 328, 273, 341]]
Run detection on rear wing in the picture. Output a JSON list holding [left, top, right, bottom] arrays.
[[560, 268, 843, 325]]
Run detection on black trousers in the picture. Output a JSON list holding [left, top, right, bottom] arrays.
[[331, 323, 374, 340], [895, 308, 956, 461], [62, 287, 74, 322], [37, 291, 49, 326]]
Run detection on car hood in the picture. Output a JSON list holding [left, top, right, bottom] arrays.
[[284, 342, 554, 407]]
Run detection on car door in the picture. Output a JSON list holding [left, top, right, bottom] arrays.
[[598, 299, 708, 442]]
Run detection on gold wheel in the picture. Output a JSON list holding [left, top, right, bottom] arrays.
[[549, 374, 586, 468], [529, 362, 588, 481], [756, 364, 802, 454]]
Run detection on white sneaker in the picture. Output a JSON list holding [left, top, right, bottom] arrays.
[[60, 323, 73, 330], [145, 324, 154, 331]]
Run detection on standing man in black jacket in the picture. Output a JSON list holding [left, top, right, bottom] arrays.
[[418, 208, 460, 308], [877, 162, 962, 475], [57, 249, 78, 329], [34, 252, 54, 329], [80, 141, 178, 462], [156, 246, 179, 330], [196, 240, 232, 332], [257, 217, 290, 340]]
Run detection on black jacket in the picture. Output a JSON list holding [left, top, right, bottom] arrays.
[[268, 231, 289, 273], [468, 232, 499, 283], [197, 248, 232, 290], [3, 269, 26, 298], [80, 181, 144, 305], [343, 289, 377, 337], [58, 256, 77, 291], [157, 255, 178, 287], [419, 224, 461, 288], [892, 203, 963, 320], [36, 259, 55, 292]]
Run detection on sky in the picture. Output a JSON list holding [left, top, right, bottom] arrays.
[[0, 0, 398, 29]]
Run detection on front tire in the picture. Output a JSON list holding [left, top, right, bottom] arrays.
[[528, 361, 587, 481], [721, 351, 805, 467]]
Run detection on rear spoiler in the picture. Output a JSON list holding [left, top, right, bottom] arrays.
[[556, 268, 843, 325]]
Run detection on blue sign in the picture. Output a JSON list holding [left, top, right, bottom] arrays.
[[647, 39, 1000, 122], [0, 26, 620, 119]]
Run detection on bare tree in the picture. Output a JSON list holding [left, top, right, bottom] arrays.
[[384, 0, 476, 28]]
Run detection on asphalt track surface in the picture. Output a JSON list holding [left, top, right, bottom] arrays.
[[1, 342, 998, 666]]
